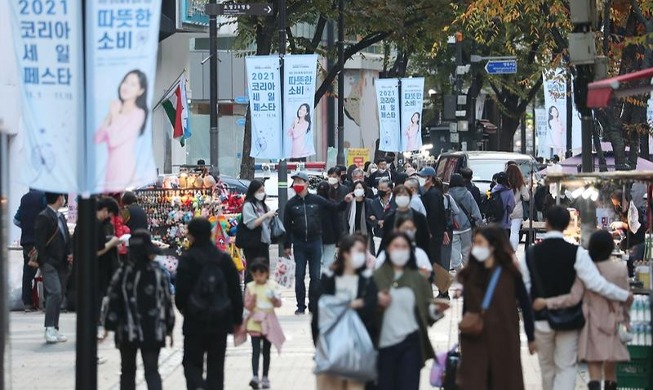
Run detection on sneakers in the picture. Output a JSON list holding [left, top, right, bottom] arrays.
[[294, 309, 306, 316], [249, 376, 260, 389], [261, 377, 270, 389], [45, 327, 67, 344]]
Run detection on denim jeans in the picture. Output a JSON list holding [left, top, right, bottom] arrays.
[[451, 230, 472, 270], [293, 239, 323, 312], [377, 332, 422, 390], [321, 244, 337, 271]]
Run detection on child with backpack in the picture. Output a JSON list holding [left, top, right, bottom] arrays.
[[244, 259, 286, 389]]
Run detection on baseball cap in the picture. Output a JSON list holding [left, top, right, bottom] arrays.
[[417, 167, 436, 177], [129, 229, 162, 256], [291, 171, 309, 182]]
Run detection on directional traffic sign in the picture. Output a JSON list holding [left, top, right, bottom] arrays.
[[210, 3, 274, 16], [484, 59, 517, 75], [234, 95, 249, 104], [236, 118, 247, 127]]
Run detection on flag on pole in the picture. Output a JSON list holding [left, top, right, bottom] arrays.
[[162, 75, 192, 146]]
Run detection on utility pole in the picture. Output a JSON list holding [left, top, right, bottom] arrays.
[[326, 21, 335, 148], [336, 0, 345, 165], [209, 0, 219, 167], [277, 0, 288, 253], [0, 127, 7, 390]]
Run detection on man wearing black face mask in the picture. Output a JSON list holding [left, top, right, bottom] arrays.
[[369, 178, 396, 244]]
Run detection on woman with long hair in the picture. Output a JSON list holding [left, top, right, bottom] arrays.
[[240, 180, 276, 285], [548, 106, 564, 158], [96, 69, 149, 192], [456, 226, 535, 390], [404, 112, 421, 151], [312, 234, 378, 390], [288, 103, 312, 158], [374, 232, 446, 390], [532, 230, 630, 390], [506, 164, 530, 251]]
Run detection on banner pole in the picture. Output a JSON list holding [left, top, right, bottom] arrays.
[[336, 0, 345, 166], [278, 0, 288, 256], [76, 0, 98, 387], [398, 78, 402, 154], [0, 129, 9, 390]]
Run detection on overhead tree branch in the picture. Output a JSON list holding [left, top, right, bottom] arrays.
[[517, 77, 544, 113], [307, 15, 328, 54], [286, 27, 297, 53]]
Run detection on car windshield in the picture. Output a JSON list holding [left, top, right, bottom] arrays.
[[468, 159, 535, 182]]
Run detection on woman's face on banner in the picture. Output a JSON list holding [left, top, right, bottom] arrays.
[[550, 107, 559, 118], [120, 73, 145, 102], [411, 113, 419, 124], [297, 104, 308, 119]]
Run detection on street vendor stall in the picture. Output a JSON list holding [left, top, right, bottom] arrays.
[[545, 170, 653, 389]]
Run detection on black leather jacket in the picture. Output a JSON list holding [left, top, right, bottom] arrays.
[[283, 194, 347, 248]]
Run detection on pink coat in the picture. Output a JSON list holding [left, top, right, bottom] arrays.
[[545, 259, 630, 362], [244, 287, 286, 353]]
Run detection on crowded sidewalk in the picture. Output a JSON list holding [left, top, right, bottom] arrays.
[[8, 253, 588, 390]]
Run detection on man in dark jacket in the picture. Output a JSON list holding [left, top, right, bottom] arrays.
[[417, 167, 448, 267], [176, 217, 243, 390], [34, 192, 71, 343], [367, 158, 392, 189], [121, 191, 148, 231], [13, 188, 46, 311], [283, 172, 352, 314], [460, 167, 482, 207]]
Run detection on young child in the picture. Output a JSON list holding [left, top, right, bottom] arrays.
[[245, 259, 286, 389]]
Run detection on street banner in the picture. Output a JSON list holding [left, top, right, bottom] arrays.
[[375, 78, 401, 152], [534, 108, 548, 158], [9, 0, 84, 192], [283, 54, 318, 159], [347, 148, 370, 168], [400, 77, 425, 151], [542, 69, 567, 159], [87, 0, 162, 193], [246, 56, 283, 160]]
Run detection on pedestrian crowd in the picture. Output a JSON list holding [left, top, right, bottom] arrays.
[[12, 154, 637, 390]]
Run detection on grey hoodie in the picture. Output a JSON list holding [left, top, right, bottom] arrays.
[[448, 187, 483, 231]]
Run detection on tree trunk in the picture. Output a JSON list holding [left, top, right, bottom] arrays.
[[499, 114, 520, 151]]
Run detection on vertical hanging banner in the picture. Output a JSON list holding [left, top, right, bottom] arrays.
[[246, 55, 282, 159], [283, 54, 318, 159], [400, 77, 425, 151], [9, 0, 84, 192], [375, 78, 400, 152], [534, 108, 549, 158], [542, 69, 567, 159], [87, 0, 162, 193]]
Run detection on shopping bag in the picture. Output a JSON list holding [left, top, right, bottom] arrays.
[[314, 296, 377, 382], [430, 344, 458, 388], [229, 243, 245, 272], [274, 257, 296, 289]]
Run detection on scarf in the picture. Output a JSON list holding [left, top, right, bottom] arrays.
[[349, 200, 367, 235]]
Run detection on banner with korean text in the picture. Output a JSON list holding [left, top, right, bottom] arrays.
[[283, 54, 318, 159], [9, 0, 84, 192], [375, 78, 400, 152], [400, 78, 425, 151], [86, 0, 162, 193], [246, 56, 283, 159]]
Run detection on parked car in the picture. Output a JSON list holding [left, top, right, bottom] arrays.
[[434, 151, 539, 194]]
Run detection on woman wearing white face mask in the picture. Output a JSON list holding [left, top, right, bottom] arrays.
[[240, 180, 276, 286], [346, 181, 375, 250], [373, 232, 447, 390], [374, 217, 432, 279], [312, 234, 379, 390], [377, 185, 430, 259], [456, 226, 535, 390]]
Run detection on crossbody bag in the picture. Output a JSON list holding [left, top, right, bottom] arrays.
[[459, 267, 502, 337], [27, 228, 59, 268]]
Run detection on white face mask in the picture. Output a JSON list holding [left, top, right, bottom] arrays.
[[378, 168, 386, 173], [395, 195, 410, 208], [418, 177, 427, 187], [354, 188, 365, 198], [471, 246, 491, 262], [350, 251, 367, 269], [389, 249, 410, 267], [403, 229, 416, 241], [328, 177, 339, 185], [254, 192, 266, 201], [370, 168, 378, 174]]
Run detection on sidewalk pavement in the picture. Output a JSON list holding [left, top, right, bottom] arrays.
[[8, 260, 589, 389]]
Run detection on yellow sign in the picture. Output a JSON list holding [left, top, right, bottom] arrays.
[[347, 148, 370, 168]]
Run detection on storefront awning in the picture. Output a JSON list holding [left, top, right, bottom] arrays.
[[587, 67, 653, 108]]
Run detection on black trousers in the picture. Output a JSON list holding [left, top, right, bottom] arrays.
[[243, 244, 270, 287], [120, 344, 162, 390], [251, 336, 271, 377], [377, 332, 421, 390], [22, 246, 38, 307], [183, 332, 228, 390]]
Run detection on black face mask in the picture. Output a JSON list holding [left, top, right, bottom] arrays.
[[378, 190, 387, 197]]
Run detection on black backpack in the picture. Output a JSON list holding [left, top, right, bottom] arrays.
[[187, 258, 231, 325], [482, 189, 507, 223]]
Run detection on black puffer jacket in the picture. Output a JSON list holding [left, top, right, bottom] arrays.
[[283, 194, 347, 248]]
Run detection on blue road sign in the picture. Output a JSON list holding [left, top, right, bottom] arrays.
[[485, 60, 517, 75], [236, 118, 247, 127], [234, 96, 249, 104]]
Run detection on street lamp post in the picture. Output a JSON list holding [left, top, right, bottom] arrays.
[[336, 0, 345, 165], [209, 0, 219, 168]]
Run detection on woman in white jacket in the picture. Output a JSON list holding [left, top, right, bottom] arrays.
[[506, 164, 530, 252]]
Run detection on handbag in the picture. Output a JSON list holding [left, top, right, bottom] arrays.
[[235, 204, 262, 249], [526, 247, 586, 331], [459, 267, 502, 337], [270, 216, 285, 243], [314, 296, 377, 382], [27, 228, 60, 268], [229, 243, 245, 272]]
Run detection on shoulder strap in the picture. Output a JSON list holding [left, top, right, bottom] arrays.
[[452, 197, 473, 224], [481, 267, 502, 311], [45, 214, 61, 247]]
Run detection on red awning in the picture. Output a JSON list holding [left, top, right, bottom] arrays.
[[587, 67, 653, 108]]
